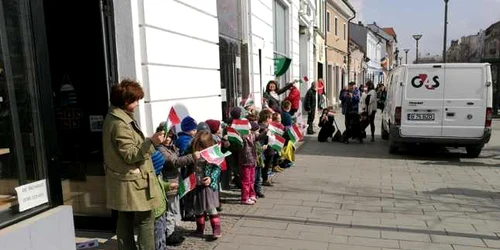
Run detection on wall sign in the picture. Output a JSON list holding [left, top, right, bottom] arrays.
[[15, 179, 49, 212]]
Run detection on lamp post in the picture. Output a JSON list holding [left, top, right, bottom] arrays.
[[412, 34, 423, 63], [403, 49, 410, 64], [443, 0, 449, 63]]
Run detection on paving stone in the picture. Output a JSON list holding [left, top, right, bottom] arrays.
[[347, 236, 400, 248], [328, 243, 382, 250], [333, 228, 381, 238], [381, 231, 431, 242], [430, 235, 487, 247], [398, 240, 454, 250]]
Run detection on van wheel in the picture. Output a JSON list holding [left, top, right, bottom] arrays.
[[466, 145, 483, 158], [381, 121, 389, 140]]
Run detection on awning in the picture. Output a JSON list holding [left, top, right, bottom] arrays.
[[274, 57, 292, 76]]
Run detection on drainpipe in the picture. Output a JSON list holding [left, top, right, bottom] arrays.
[[345, 0, 356, 85]]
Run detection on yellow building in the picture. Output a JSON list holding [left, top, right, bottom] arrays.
[[325, 0, 355, 106]]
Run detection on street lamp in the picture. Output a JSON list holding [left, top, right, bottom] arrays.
[[403, 49, 410, 64], [443, 0, 449, 63], [413, 34, 423, 64]]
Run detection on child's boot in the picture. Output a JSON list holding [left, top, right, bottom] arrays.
[[195, 214, 205, 236], [209, 214, 222, 238]]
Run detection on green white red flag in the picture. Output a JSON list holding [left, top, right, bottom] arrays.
[[268, 133, 285, 152], [226, 127, 243, 147], [268, 122, 284, 136], [287, 124, 303, 143], [200, 144, 232, 166], [231, 119, 250, 136], [164, 107, 181, 134], [178, 173, 196, 198]]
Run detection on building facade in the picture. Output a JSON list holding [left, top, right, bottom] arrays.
[[348, 39, 366, 87], [325, 0, 354, 106], [483, 21, 500, 114]]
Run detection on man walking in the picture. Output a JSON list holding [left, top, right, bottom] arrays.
[[339, 82, 360, 129], [304, 82, 317, 134]]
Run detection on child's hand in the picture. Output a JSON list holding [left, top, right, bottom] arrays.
[[170, 183, 179, 190], [223, 141, 230, 147], [202, 177, 211, 186], [262, 145, 268, 150], [192, 151, 201, 160]]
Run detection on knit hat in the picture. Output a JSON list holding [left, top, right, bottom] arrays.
[[197, 122, 210, 132], [181, 116, 197, 132], [151, 150, 165, 175], [250, 121, 259, 131], [205, 119, 221, 134], [230, 107, 242, 119]]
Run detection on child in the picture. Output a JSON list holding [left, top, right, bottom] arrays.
[[281, 100, 294, 125], [151, 150, 174, 250], [258, 110, 275, 186], [176, 116, 198, 221], [155, 123, 199, 246], [191, 131, 223, 239], [239, 121, 260, 205], [205, 119, 228, 212], [271, 113, 284, 173]]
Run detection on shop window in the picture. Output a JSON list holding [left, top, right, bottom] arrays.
[[0, 0, 50, 228]]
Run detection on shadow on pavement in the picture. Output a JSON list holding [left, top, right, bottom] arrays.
[[423, 188, 500, 199], [223, 213, 500, 240]]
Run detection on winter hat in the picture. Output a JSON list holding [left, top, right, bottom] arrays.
[[230, 107, 242, 119], [181, 116, 197, 132], [151, 150, 165, 175], [250, 121, 260, 131], [205, 119, 221, 134], [197, 122, 210, 132]]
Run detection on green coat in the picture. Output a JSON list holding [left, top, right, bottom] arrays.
[[102, 107, 161, 211]]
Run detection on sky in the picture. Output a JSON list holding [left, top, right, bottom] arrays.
[[349, 0, 500, 63]]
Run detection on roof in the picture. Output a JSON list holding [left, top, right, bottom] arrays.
[[383, 28, 397, 39]]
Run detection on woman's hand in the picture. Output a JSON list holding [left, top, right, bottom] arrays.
[[192, 151, 201, 160], [150, 131, 165, 146], [202, 177, 211, 186], [169, 183, 179, 190]]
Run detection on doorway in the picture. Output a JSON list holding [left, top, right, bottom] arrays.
[[42, 0, 117, 230]]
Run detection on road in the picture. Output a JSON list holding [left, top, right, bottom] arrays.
[[212, 113, 500, 250]]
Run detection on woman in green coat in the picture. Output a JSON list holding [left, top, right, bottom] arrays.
[[102, 79, 166, 250]]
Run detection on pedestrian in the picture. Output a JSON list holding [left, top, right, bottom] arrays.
[[304, 82, 317, 134], [258, 109, 275, 187], [205, 119, 228, 212], [151, 150, 173, 250], [362, 81, 378, 142], [285, 81, 301, 116], [155, 123, 200, 246], [376, 83, 387, 111], [339, 82, 360, 129], [102, 79, 165, 250], [239, 121, 260, 205], [190, 131, 223, 239], [263, 80, 293, 113]]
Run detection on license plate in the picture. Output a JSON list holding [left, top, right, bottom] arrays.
[[407, 113, 435, 121]]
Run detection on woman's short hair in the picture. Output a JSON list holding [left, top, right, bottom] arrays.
[[110, 79, 145, 108]]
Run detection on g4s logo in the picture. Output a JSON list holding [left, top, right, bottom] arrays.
[[411, 74, 440, 90]]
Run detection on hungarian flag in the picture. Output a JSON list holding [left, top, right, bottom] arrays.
[[226, 127, 243, 147], [231, 119, 250, 136], [216, 142, 228, 171], [268, 133, 285, 152], [268, 122, 284, 136], [178, 173, 196, 198], [287, 124, 304, 143], [164, 107, 181, 134], [200, 144, 232, 166]]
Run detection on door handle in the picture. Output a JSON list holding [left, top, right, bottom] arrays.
[[446, 112, 455, 117]]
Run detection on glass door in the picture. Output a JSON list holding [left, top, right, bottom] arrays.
[[0, 0, 50, 228]]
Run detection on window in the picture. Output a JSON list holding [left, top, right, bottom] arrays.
[[326, 11, 330, 32], [0, 0, 50, 228], [343, 23, 346, 40], [273, 0, 289, 83], [334, 17, 338, 36]]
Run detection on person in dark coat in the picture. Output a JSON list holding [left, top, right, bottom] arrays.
[[317, 108, 335, 142], [304, 82, 317, 134], [262, 80, 293, 113]]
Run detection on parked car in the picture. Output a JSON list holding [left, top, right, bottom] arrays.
[[381, 63, 493, 157]]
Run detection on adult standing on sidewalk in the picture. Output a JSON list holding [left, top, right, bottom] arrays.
[[304, 82, 317, 134], [285, 81, 301, 116], [103, 79, 166, 250], [339, 82, 360, 129], [263, 80, 293, 113]]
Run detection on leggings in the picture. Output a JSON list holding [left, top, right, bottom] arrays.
[[369, 111, 376, 137]]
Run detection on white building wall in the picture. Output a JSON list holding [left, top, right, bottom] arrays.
[[114, 0, 222, 135], [247, 0, 315, 108], [366, 31, 382, 85]]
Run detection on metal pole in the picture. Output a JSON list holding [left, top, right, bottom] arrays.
[[416, 40, 419, 64], [404, 49, 409, 64], [443, 0, 449, 63]]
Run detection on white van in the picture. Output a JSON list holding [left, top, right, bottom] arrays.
[[381, 63, 493, 157]]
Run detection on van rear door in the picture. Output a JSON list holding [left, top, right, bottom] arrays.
[[401, 65, 444, 137], [442, 64, 486, 138]]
